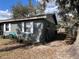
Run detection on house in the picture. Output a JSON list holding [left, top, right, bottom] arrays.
[[0, 14, 57, 43]]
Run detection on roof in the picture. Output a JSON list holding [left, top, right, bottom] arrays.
[[0, 15, 47, 23]]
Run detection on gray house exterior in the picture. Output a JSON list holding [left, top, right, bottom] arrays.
[[0, 15, 57, 43]]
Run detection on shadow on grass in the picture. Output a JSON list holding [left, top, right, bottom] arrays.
[[45, 33, 66, 43], [0, 43, 33, 52], [0, 33, 67, 52]]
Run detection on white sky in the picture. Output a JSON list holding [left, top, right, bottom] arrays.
[[0, 10, 12, 20], [36, 0, 59, 14], [44, 0, 59, 14]]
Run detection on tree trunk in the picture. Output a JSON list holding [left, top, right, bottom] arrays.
[[74, 27, 79, 47]]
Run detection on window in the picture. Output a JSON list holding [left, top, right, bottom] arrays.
[[4, 23, 11, 32], [17, 22, 22, 31], [6, 23, 9, 31], [24, 22, 33, 34]]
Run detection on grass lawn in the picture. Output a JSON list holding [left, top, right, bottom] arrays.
[[0, 39, 14, 57], [0, 39, 72, 59], [0, 38, 16, 46]]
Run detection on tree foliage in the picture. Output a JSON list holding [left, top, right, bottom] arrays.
[[12, 3, 29, 19], [57, 0, 79, 15], [56, 0, 79, 23], [56, 0, 79, 43]]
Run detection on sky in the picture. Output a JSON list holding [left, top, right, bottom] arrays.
[[0, 0, 58, 20], [0, 0, 38, 20], [0, 0, 37, 11], [44, 0, 59, 14]]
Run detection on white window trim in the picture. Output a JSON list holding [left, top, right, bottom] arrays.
[[22, 22, 33, 34], [4, 23, 11, 32], [22, 22, 24, 32], [3, 24, 6, 32]]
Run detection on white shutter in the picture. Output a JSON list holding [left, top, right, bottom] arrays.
[[3, 24, 6, 32], [9, 23, 11, 32], [22, 22, 24, 32], [30, 22, 33, 34]]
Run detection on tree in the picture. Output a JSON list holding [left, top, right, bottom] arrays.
[[28, 0, 36, 16], [56, 0, 79, 44], [36, 0, 49, 14], [12, 3, 29, 19], [57, 0, 79, 16], [55, 0, 79, 28]]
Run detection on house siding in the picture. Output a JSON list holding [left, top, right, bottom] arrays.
[[0, 18, 57, 43]]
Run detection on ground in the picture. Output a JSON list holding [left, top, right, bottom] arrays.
[[0, 38, 74, 59]]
